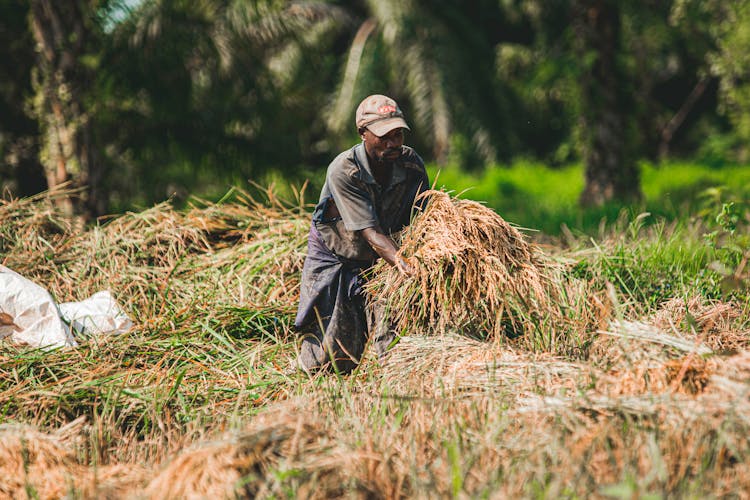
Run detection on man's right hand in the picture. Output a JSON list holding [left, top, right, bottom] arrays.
[[362, 226, 415, 276], [397, 256, 415, 276]]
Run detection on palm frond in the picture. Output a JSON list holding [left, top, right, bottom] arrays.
[[327, 18, 377, 133]]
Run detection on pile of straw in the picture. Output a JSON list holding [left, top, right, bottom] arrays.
[[366, 190, 607, 350], [3, 187, 750, 497], [0, 424, 81, 499], [380, 334, 588, 398], [650, 296, 749, 352], [144, 407, 349, 499], [0, 187, 309, 316], [0, 423, 145, 499], [0, 188, 310, 474]]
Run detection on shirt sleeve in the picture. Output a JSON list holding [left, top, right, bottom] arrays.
[[413, 153, 431, 210], [327, 164, 379, 231]]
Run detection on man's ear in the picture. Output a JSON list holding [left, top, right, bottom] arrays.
[[358, 127, 367, 140]]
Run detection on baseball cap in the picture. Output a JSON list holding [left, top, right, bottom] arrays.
[[355, 94, 411, 137]]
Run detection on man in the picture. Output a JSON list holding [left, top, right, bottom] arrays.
[[294, 94, 429, 373]]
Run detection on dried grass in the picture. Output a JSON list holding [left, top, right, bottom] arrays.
[[380, 334, 589, 398], [2, 188, 750, 497], [0, 422, 148, 500], [591, 354, 717, 397], [0, 187, 310, 475], [76, 464, 149, 500], [561, 410, 750, 492], [143, 404, 353, 499], [0, 187, 308, 314], [650, 296, 750, 352], [366, 190, 609, 354], [0, 424, 82, 499]]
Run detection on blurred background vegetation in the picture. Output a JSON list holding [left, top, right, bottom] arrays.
[[1, 0, 749, 233]]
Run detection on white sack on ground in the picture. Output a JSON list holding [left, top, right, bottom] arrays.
[[58, 290, 133, 337], [0, 265, 76, 349], [0, 266, 134, 349]]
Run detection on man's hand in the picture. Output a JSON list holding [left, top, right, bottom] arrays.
[[396, 256, 415, 276], [361, 226, 413, 274]]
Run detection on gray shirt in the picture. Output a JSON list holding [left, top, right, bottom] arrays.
[[313, 142, 429, 262]]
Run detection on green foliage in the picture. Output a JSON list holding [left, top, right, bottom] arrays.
[[325, 0, 513, 165], [698, 189, 750, 300], [95, 0, 349, 210], [578, 219, 719, 311], [706, 0, 750, 161], [0, 0, 46, 195], [4, 0, 750, 214], [429, 160, 750, 235]]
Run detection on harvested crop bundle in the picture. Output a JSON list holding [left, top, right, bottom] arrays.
[[144, 411, 344, 499], [380, 334, 588, 397], [366, 190, 607, 351], [650, 296, 749, 352], [0, 423, 146, 499], [0, 424, 81, 499]]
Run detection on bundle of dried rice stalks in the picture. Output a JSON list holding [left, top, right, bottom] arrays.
[[144, 408, 347, 499], [380, 334, 588, 398], [560, 406, 750, 491], [588, 319, 719, 396], [0, 422, 147, 499], [366, 190, 608, 351], [77, 464, 149, 500], [0, 424, 82, 499], [0, 189, 80, 276], [593, 320, 713, 359], [144, 437, 260, 499], [592, 354, 718, 397], [0, 187, 309, 318]]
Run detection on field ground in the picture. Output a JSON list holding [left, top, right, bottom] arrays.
[[0, 175, 749, 498]]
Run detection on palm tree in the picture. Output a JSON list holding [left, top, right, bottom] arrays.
[[0, 0, 47, 197], [573, 0, 641, 206], [326, 0, 509, 165], [100, 0, 351, 205], [497, 0, 642, 206], [29, 0, 106, 217]]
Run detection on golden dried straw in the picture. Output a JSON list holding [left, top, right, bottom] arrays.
[[650, 296, 749, 352], [366, 190, 603, 348], [143, 409, 345, 499], [0, 424, 81, 500], [0, 423, 146, 499]]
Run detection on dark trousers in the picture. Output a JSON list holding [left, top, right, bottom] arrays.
[[294, 227, 395, 373]]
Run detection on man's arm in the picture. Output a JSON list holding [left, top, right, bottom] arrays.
[[361, 226, 413, 275]]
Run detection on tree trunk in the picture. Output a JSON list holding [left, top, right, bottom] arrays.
[[29, 0, 102, 218], [575, 0, 641, 207]]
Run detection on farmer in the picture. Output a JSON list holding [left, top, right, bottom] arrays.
[[294, 94, 429, 374]]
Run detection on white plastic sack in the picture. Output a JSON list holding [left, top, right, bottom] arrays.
[[0, 265, 134, 349], [58, 290, 133, 338], [0, 265, 76, 349]]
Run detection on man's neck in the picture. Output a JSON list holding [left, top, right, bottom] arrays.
[[368, 157, 393, 187]]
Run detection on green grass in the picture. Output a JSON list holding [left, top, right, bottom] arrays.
[[427, 160, 750, 234], [167, 158, 750, 237]]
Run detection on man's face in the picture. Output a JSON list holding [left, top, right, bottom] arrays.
[[362, 127, 405, 163]]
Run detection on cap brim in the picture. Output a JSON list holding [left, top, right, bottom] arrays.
[[367, 117, 410, 137]]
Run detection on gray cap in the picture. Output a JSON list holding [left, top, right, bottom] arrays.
[[355, 94, 411, 137]]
